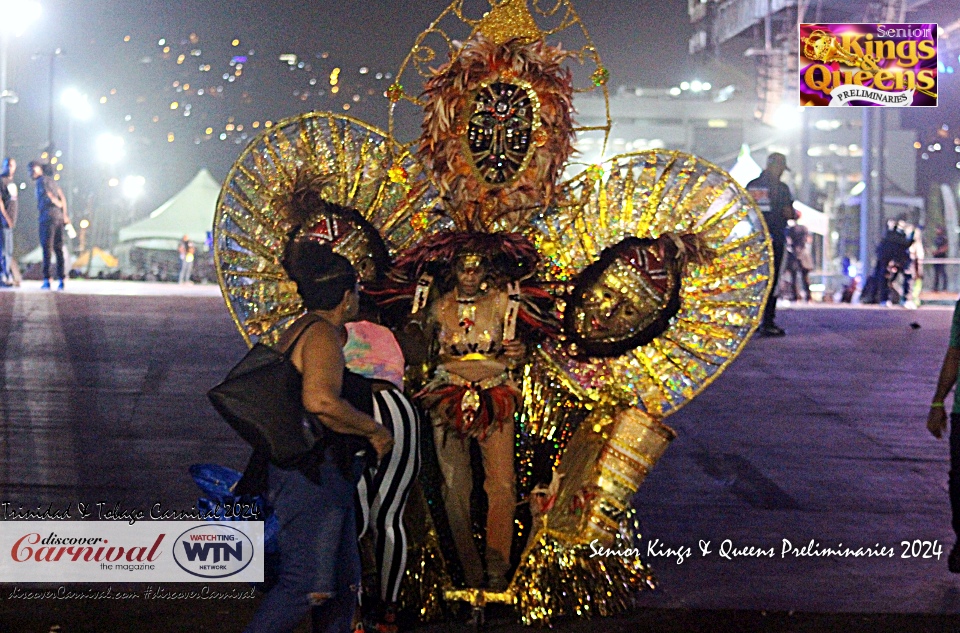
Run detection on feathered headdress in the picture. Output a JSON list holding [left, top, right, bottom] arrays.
[[392, 231, 539, 283], [418, 34, 576, 232]]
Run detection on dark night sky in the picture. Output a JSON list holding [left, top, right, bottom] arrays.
[[2, 0, 693, 220], [3, 0, 959, 233]]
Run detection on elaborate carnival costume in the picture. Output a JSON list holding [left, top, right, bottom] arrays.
[[214, 0, 773, 625], [389, 233, 556, 592]]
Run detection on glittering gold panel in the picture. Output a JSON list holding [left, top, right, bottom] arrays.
[[540, 407, 674, 547], [214, 113, 448, 347]]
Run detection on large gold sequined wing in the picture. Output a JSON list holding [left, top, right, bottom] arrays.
[[527, 149, 772, 418], [214, 112, 446, 347]]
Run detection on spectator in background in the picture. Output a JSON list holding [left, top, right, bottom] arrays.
[[29, 160, 69, 291], [747, 152, 796, 335], [861, 217, 912, 305], [785, 214, 813, 302], [178, 234, 195, 284], [934, 225, 949, 292], [1, 158, 20, 286], [0, 159, 13, 287], [904, 227, 924, 309]]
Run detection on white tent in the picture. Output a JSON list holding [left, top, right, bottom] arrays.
[[116, 169, 220, 249]]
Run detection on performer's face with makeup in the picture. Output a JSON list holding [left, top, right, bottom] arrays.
[[454, 256, 486, 297]]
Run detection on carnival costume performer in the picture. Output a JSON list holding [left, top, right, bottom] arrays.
[[391, 234, 554, 590], [214, 0, 775, 625]]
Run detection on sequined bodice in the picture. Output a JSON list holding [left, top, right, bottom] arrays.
[[432, 290, 508, 360]]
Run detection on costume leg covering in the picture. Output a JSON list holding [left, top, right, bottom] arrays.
[[433, 424, 484, 586], [479, 416, 516, 588]]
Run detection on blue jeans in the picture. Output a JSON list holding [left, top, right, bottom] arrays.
[[244, 457, 363, 633], [0, 225, 7, 281], [2, 227, 13, 282]]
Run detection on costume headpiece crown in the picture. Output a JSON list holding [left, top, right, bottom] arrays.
[[472, 0, 542, 45]]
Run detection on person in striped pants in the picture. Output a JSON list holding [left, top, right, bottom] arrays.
[[345, 321, 421, 632]]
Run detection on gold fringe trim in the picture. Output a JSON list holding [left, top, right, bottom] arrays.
[[511, 529, 656, 626]]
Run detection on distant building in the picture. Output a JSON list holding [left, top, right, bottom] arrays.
[[572, 88, 918, 272]]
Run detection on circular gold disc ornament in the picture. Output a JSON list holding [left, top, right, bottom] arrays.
[[214, 112, 447, 347]]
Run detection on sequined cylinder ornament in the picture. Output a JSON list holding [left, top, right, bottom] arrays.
[[588, 408, 675, 545], [541, 407, 675, 547]]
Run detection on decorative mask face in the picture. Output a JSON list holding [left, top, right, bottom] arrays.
[[566, 239, 682, 357], [575, 257, 660, 342], [579, 271, 640, 340], [465, 81, 539, 186]]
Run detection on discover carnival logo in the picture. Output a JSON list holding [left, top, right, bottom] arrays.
[[173, 524, 255, 579], [0, 521, 263, 582], [11, 532, 164, 566]]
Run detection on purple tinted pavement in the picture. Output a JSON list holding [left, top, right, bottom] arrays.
[[631, 303, 960, 614], [0, 285, 958, 630]]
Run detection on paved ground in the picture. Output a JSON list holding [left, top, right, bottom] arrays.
[[0, 280, 959, 631], [632, 302, 958, 614]]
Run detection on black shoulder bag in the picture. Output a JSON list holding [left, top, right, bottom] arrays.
[[208, 321, 318, 468]]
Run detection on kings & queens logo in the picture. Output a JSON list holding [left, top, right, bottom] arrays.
[[800, 23, 937, 107]]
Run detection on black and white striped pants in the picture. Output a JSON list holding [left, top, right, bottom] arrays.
[[357, 388, 421, 603]]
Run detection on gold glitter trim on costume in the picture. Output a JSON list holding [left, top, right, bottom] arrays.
[[214, 112, 448, 347], [473, 0, 542, 44], [509, 526, 656, 625], [527, 149, 773, 419]]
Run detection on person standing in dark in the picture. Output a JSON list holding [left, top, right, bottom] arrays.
[[0, 159, 12, 287], [28, 160, 69, 290], [785, 216, 812, 302], [177, 234, 195, 284], [1, 158, 20, 287], [747, 152, 796, 336], [869, 217, 912, 306], [933, 225, 949, 292], [926, 298, 960, 572]]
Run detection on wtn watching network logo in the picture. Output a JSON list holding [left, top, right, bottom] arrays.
[[174, 524, 256, 579]]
